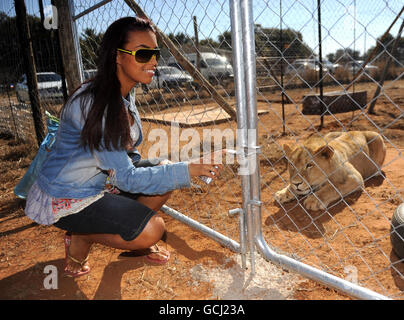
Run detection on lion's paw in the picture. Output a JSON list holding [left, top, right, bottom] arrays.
[[303, 195, 327, 211], [274, 188, 294, 204]]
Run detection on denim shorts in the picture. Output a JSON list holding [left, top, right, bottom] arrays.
[[53, 191, 156, 241]]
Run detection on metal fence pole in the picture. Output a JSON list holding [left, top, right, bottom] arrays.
[[317, 0, 325, 129], [229, 0, 250, 271], [240, 0, 261, 276], [160, 205, 240, 254]]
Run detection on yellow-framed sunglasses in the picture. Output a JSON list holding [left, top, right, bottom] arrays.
[[117, 48, 160, 63]]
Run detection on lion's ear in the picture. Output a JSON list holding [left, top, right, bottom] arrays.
[[316, 144, 334, 159], [283, 143, 293, 158]]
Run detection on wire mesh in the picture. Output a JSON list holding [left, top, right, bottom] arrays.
[[72, 0, 244, 245], [0, 0, 66, 142], [73, 0, 404, 298], [252, 0, 404, 299], [1, 0, 403, 299]]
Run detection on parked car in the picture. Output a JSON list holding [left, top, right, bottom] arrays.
[[167, 52, 234, 81], [16, 72, 63, 103], [144, 66, 194, 91], [84, 69, 97, 80], [0, 83, 15, 93], [322, 59, 338, 73], [345, 60, 378, 73], [286, 58, 336, 76], [285, 59, 329, 77]]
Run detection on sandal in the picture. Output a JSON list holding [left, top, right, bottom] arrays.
[[64, 233, 91, 278], [145, 244, 170, 265], [118, 244, 170, 265]]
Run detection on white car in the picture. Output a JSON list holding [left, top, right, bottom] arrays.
[[84, 69, 97, 80], [144, 66, 194, 91], [167, 52, 234, 81], [285, 59, 329, 76], [345, 60, 378, 74], [16, 72, 64, 103]]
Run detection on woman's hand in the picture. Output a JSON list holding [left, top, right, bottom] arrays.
[[159, 158, 221, 180], [158, 159, 172, 166], [188, 149, 226, 180]]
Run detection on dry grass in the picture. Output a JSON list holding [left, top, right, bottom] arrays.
[[0, 138, 36, 181]]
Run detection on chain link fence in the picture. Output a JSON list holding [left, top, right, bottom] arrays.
[[251, 0, 404, 299], [0, 0, 67, 142], [72, 0, 404, 299], [72, 0, 245, 254], [1, 0, 404, 299]]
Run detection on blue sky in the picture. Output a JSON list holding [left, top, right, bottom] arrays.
[[2, 0, 403, 56]]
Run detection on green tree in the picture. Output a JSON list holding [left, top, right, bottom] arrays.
[[218, 31, 232, 50], [326, 53, 336, 63], [332, 48, 361, 62], [168, 32, 192, 46], [254, 25, 312, 59], [0, 12, 60, 83], [0, 12, 20, 83], [199, 37, 220, 48], [364, 33, 404, 63]]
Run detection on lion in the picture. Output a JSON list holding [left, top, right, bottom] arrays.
[[274, 131, 386, 211]]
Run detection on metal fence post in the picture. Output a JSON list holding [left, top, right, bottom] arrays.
[[240, 0, 262, 276], [229, 0, 250, 271]]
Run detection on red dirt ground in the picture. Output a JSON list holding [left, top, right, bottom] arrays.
[[0, 79, 403, 300]]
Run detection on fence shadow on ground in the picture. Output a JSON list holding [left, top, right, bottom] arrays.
[[92, 258, 147, 300], [0, 257, 151, 300], [0, 198, 26, 220], [265, 192, 362, 239], [0, 231, 233, 300], [165, 231, 231, 264], [0, 258, 81, 299], [0, 221, 37, 237]]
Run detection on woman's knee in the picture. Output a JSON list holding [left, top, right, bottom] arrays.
[[147, 214, 165, 238], [163, 190, 173, 199], [127, 214, 165, 249]]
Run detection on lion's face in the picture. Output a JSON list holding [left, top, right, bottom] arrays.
[[284, 141, 335, 196]]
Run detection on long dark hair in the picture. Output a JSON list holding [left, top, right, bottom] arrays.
[[66, 17, 155, 152]]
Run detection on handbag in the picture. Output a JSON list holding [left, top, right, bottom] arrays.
[[14, 111, 60, 199]]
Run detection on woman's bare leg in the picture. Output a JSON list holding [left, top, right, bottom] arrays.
[[65, 192, 172, 274], [135, 190, 172, 212]]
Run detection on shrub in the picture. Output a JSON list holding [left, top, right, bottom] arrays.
[[302, 69, 319, 85], [370, 61, 400, 81], [334, 66, 351, 83]]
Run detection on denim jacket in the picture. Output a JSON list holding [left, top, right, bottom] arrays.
[[36, 84, 191, 198]]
